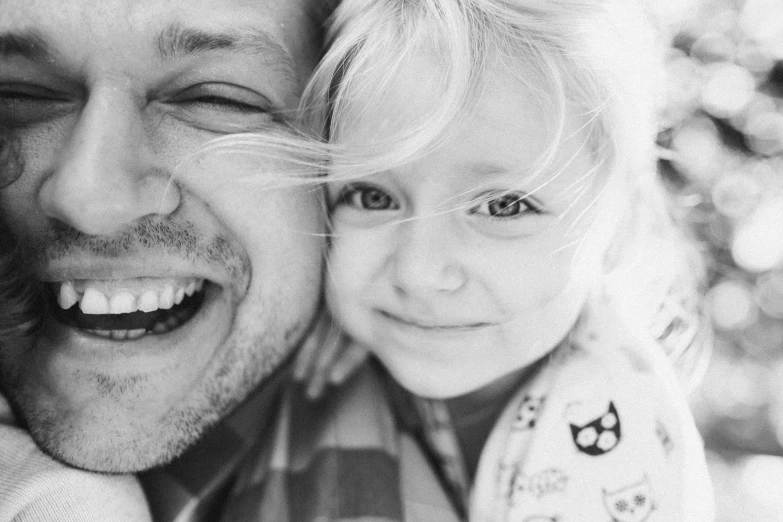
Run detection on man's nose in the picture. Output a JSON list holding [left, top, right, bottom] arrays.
[[38, 89, 180, 236], [392, 216, 466, 296]]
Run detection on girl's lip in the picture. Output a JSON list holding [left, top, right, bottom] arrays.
[[378, 310, 493, 330]]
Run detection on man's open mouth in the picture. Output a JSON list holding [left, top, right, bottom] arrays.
[[47, 278, 210, 340]]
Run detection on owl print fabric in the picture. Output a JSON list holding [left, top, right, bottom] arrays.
[[569, 401, 621, 456], [468, 301, 715, 521]]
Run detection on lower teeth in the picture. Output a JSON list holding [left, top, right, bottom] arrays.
[[87, 328, 147, 340], [85, 303, 195, 339]]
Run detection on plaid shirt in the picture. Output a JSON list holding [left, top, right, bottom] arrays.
[[139, 365, 289, 522], [139, 361, 459, 522]]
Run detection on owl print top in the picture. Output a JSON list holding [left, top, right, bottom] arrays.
[[218, 296, 714, 522], [463, 300, 715, 522]]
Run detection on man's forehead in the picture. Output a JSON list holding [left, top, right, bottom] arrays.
[[0, 0, 320, 67], [0, 25, 292, 59], [0, 27, 298, 92]]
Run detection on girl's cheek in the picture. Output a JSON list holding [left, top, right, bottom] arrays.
[[329, 231, 378, 288], [351, 229, 393, 267]]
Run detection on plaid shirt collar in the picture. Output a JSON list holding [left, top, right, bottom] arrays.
[[139, 362, 290, 522]]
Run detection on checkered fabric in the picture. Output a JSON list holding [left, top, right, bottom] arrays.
[[139, 365, 289, 522], [411, 398, 470, 515], [220, 362, 460, 522], [140, 361, 460, 522]]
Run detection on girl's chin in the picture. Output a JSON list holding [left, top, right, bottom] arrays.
[[379, 356, 501, 399]]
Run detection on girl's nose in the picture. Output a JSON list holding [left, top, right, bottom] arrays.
[[38, 88, 180, 236], [391, 216, 466, 296]]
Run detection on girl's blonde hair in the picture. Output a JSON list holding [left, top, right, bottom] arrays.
[[303, 0, 663, 180], [194, 0, 709, 385], [299, 0, 709, 383]]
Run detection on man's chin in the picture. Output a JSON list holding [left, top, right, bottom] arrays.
[[0, 282, 238, 473], [3, 353, 214, 473], [23, 399, 200, 473]]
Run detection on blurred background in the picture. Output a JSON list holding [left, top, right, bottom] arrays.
[[653, 0, 783, 519]]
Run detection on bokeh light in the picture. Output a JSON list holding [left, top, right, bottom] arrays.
[[700, 62, 756, 119], [711, 172, 761, 218], [741, 455, 783, 510], [731, 197, 783, 272], [654, 0, 783, 518], [756, 271, 783, 319]]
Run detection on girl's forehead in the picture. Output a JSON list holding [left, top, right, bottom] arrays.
[[336, 53, 598, 185], [334, 52, 443, 143], [340, 54, 542, 138]]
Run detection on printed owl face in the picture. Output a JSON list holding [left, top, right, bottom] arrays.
[[511, 467, 569, 503], [512, 395, 546, 430], [569, 401, 621, 456], [602, 475, 654, 522]]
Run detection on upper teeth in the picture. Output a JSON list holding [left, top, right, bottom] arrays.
[[57, 279, 204, 315]]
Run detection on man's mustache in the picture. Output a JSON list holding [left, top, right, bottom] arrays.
[[34, 220, 248, 282], [44, 220, 199, 259]]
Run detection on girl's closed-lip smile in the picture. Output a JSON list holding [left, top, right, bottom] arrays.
[[377, 309, 494, 331]]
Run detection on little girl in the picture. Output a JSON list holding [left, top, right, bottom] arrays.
[[0, 129, 151, 520], [291, 0, 715, 520]]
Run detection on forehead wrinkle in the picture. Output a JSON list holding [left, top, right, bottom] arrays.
[[156, 24, 297, 82], [0, 31, 53, 61], [156, 24, 237, 58], [464, 161, 513, 177]]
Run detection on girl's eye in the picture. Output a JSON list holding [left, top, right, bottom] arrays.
[[471, 192, 542, 218], [337, 183, 399, 211]]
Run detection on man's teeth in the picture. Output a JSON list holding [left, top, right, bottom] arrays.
[[85, 328, 148, 341], [58, 283, 79, 309], [57, 279, 204, 315]]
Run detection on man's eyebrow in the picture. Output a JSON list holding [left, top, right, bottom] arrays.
[[156, 24, 297, 76], [0, 32, 52, 60]]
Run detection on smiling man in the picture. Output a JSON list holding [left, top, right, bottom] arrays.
[[0, 0, 327, 503]]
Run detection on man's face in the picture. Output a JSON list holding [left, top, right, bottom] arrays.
[[0, 0, 325, 472]]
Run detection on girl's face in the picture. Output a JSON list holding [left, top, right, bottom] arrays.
[[326, 53, 620, 398]]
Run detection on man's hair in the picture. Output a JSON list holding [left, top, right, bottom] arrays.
[[0, 127, 43, 349], [1, 128, 44, 350], [0, 127, 23, 188], [0, 225, 43, 348]]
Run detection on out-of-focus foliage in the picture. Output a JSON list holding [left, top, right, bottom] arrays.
[[654, 0, 783, 518]]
